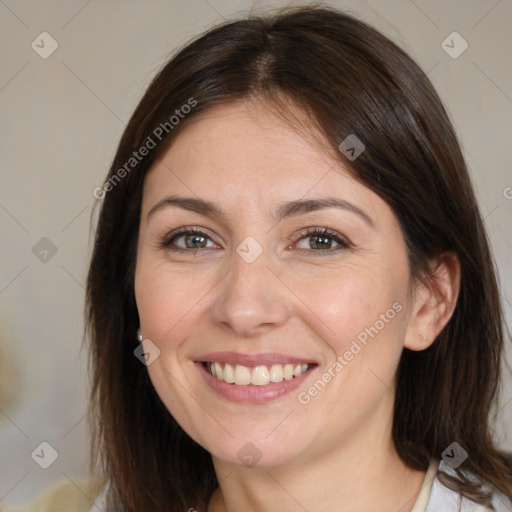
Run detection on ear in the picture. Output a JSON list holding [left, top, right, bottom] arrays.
[[403, 251, 461, 351]]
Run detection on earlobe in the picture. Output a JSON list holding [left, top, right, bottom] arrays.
[[404, 252, 461, 351], [417, 332, 429, 346]]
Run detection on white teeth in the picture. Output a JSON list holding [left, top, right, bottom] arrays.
[[214, 362, 223, 381], [206, 362, 310, 385], [223, 363, 235, 383], [251, 366, 270, 385], [269, 364, 283, 382], [234, 365, 251, 385]]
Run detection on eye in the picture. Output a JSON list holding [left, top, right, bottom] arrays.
[[293, 227, 350, 255], [160, 227, 218, 251], [159, 226, 350, 255]]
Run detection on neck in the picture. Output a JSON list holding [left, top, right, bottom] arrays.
[[207, 391, 426, 512]]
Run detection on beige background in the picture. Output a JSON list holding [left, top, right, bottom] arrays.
[[1, 0, 511, 508]]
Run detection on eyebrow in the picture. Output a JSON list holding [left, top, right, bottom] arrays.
[[147, 195, 374, 228]]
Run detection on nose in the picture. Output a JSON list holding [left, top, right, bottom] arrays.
[[210, 245, 292, 338]]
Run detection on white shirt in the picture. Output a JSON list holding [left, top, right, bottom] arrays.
[[421, 459, 512, 512], [90, 459, 512, 511]]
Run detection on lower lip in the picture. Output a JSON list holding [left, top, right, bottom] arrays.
[[195, 362, 316, 403]]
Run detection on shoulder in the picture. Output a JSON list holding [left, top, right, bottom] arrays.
[[26, 478, 105, 512], [425, 459, 512, 512]]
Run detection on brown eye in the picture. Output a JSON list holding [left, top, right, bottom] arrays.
[[294, 228, 350, 254]]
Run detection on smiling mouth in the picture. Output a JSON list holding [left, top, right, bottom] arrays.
[[202, 361, 316, 386]]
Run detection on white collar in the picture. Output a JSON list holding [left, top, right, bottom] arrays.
[[89, 459, 512, 511]]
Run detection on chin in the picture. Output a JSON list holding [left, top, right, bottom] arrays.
[[202, 429, 314, 470]]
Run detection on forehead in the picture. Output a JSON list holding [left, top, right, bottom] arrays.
[[141, 99, 385, 227], [154, 99, 331, 175]]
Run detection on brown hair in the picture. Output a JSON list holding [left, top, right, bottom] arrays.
[[85, 4, 512, 510]]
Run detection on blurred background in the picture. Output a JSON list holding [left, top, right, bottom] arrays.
[[1, 0, 511, 509]]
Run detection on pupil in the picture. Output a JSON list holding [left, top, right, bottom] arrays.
[[186, 235, 206, 248], [312, 236, 331, 249]]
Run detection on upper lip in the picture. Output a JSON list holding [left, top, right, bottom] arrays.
[[195, 352, 317, 367]]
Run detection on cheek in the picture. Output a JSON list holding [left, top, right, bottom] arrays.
[[134, 259, 207, 347], [298, 274, 405, 400], [301, 269, 398, 348], [295, 266, 407, 403]]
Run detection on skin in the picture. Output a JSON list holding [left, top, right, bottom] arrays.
[[134, 97, 460, 512]]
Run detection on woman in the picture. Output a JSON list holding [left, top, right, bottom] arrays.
[[83, 4, 512, 511]]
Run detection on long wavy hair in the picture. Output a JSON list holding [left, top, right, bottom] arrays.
[[85, 4, 512, 510]]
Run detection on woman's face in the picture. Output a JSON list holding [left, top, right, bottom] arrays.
[[134, 99, 419, 468]]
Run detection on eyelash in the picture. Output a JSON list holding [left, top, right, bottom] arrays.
[[159, 226, 351, 256]]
